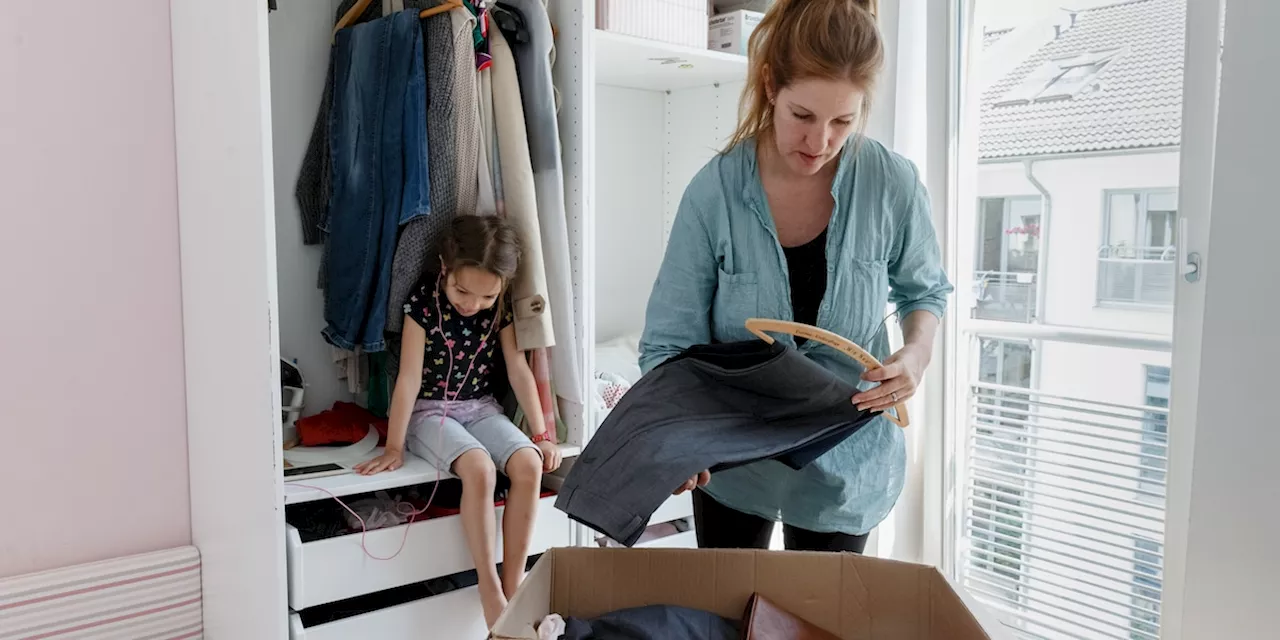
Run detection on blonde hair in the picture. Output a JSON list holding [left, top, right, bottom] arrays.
[[726, 0, 884, 152]]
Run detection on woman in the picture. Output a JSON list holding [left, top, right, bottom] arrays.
[[639, 0, 952, 553]]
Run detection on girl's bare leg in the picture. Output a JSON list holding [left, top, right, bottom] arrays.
[[454, 449, 506, 626], [500, 448, 543, 599]]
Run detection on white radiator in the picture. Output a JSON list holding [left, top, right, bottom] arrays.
[[0, 546, 202, 640]]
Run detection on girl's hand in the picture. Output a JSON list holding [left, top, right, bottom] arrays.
[[852, 344, 929, 412], [354, 449, 404, 476], [673, 470, 711, 495], [536, 440, 562, 472]]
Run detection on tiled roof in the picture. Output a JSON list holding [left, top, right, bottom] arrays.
[[983, 27, 1013, 51], [979, 0, 1185, 160]]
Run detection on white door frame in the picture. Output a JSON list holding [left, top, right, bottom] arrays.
[[170, 1, 287, 638], [1159, 0, 1224, 637]]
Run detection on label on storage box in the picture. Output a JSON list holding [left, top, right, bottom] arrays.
[[708, 10, 763, 56]]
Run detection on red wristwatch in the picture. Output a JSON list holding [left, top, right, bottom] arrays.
[[530, 431, 551, 444]]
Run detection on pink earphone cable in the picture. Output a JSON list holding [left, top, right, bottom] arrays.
[[285, 271, 505, 561]]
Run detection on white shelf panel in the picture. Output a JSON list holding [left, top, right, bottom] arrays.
[[594, 30, 748, 92], [282, 444, 581, 505]]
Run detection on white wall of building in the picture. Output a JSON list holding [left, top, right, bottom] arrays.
[[1037, 342, 1170, 408], [976, 151, 1179, 409], [979, 151, 1180, 335]]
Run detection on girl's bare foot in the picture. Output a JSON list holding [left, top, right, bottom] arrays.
[[479, 580, 508, 628]]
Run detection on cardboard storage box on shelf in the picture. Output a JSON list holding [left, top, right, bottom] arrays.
[[597, 0, 710, 49], [491, 547, 1013, 639], [709, 9, 763, 56]]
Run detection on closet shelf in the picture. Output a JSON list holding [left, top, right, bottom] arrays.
[[594, 30, 748, 92], [282, 444, 582, 505]]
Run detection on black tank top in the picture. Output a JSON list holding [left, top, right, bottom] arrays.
[[782, 228, 828, 344]]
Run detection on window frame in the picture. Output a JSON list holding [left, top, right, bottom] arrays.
[[1097, 188, 1180, 309], [975, 195, 1043, 274], [974, 196, 1043, 323]]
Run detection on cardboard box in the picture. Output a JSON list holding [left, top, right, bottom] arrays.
[[709, 9, 764, 56], [491, 547, 1013, 639]]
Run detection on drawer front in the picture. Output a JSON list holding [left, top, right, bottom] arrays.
[[287, 494, 569, 609], [649, 491, 695, 526], [289, 586, 486, 640]]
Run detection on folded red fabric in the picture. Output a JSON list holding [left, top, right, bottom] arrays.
[[296, 402, 389, 446]]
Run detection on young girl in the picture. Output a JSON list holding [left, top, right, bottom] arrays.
[[354, 215, 562, 625]]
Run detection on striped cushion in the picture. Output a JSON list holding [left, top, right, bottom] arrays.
[[0, 546, 202, 640]]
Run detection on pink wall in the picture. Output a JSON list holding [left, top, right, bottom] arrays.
[[0, 3, 191, 578]]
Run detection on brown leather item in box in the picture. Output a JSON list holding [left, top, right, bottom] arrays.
[[742, 593, 841, 640]]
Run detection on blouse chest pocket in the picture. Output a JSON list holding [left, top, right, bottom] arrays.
[[712, 268, 759, 341], [843, 259, 890, 343]]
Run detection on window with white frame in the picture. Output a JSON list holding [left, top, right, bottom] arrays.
[[975, 197, 1042, 323], [1098, 190, 1178, 307], [967, 340, 1035, 611], [962, 1, 1185, 636]]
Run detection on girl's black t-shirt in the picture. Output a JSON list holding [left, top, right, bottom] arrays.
[[403, 278, 513, 401]]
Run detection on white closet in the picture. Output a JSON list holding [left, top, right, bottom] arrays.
[[171, 1, 751, 637]]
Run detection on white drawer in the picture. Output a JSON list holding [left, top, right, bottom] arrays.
[[648, 491, 694, 526], [287, 494, 569, 609], [289, 585, 487, 640]]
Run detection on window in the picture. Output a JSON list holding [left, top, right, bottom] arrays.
[[1130, 537, 1163, 639], [1098, 190, 1178, 306], [964, 1, 1188, 636], [997, 49, 1120, 105], [974, 197, 1041, 323], [968, 340, 1034, 609], [1138, 366, 1170, 501]]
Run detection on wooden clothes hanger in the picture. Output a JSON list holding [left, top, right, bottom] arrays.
[[333, 0, 464, 41], [420, 0, 463, 18], [744, 318, 910, 428]]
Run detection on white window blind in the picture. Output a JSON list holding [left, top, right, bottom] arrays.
[[962, 380, 1168, 640]]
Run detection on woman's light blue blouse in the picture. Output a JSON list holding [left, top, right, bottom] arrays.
[[638, 137, 953, 534]]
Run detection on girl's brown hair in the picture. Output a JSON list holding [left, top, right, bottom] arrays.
[[440, 215, 521, 284], [726, 0, 884, 151]]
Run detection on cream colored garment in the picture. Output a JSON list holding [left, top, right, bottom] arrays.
[[476, 67, 498, 216], [450, 7, 480, 217], [490, 27, 554, 350]]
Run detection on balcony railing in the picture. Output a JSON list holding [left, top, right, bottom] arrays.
[[1096, 246, 1176, 307], [974, 270, 1038, 323], [963, 380, 1169, 640]]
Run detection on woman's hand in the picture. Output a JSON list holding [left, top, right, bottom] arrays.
[[354, 449, 404, 476], [853, 343, 930, 412], [673, 470, 711, 495], [537, 440, 562, 473]]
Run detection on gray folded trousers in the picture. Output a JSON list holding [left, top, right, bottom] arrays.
[[555, 340, 879, 546]]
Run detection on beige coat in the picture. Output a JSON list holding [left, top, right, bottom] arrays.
[[491, 27, 554, 350]]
